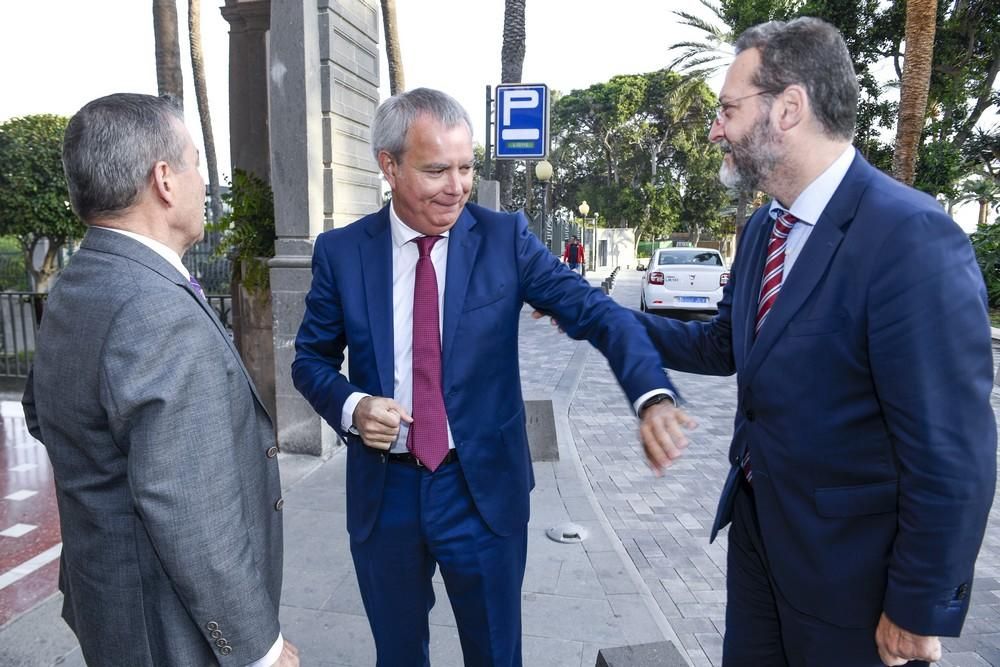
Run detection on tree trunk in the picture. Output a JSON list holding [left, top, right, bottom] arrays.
[[980, 199, 991, 227], [153, 0, 184, 107], [380, 0, 405, 95], [496, 0, 526, 209], [892, 0, 938, 185], [189, 0, 222, 223]]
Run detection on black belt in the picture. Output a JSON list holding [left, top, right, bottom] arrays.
[[386, 449, 459, 469]]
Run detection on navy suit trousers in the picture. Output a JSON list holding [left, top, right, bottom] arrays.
[[724, 482, 929, 667], [350, 452, 528, 667]]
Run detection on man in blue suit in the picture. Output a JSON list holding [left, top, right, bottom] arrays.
[[635, 17, 996, 667], [292, 88, 695, 666]]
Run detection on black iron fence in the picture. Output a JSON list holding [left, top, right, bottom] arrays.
[[0, 292, 234, 379]]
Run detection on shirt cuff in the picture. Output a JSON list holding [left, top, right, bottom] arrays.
[[633, 389, 677, 416], [342, 392, 370, 433], [245, 633, 283, 667]]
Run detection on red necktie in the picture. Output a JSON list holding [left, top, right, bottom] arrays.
[[754, 211, 798, 335], [406, 236, 449, 471], [743, 210, 798, 484]]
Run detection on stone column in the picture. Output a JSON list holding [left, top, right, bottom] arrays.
[[268, 0, 381, 456], [220, 0, 271, 182]]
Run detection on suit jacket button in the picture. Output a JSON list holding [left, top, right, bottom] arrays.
[[957, 583, 970, 599], [275, 498, 284, 511], [220, 646, 233, 655], [216, 638, 229, 648], [211, 630, 222, 639], [206, 621, 219, 632], [266, 446, 279, 458]]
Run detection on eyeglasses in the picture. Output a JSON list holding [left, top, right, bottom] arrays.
[[715, 89, 783, 123]]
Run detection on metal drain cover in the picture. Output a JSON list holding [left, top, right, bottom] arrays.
[[546, 522, 589, 543]]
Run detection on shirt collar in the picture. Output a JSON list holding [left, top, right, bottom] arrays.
[[389, 201, 451, 249], [769, 145, 855, 224], [94, 226, 191, 279]]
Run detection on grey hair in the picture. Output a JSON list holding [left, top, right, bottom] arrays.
[[735, 17, 859, 141], [371, 87, 473, 162], [62, 93, 188, 223]]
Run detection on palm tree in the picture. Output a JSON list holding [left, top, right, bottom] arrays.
[[667, 0, 734, 80], [892, 0, 938, 185], [958, 174, 1000, 227], [188, 0, 222, 223], [153, 0, 184, 106], [496, 0, 526, 209], [380, 0, 405, 95]]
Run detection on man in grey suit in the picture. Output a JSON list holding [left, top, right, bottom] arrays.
[[22, 93, 299, 666]]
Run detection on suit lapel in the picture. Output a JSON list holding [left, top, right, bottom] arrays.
[[442, 208, 480, 369], [360, 209, 395, 397], [742, 154, 871, 383], [734, 208, 773, 370]]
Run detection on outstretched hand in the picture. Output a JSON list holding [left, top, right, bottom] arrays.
[[640, 401, 698, 475]]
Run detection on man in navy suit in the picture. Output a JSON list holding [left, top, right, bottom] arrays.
[[292, 88, 695, 666], [635, 17, 996, 666]]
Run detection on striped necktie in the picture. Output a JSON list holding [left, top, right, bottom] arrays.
[[188, 274, 206, 300], [743, 210, 798, 485], [754, 210, 798, 335]]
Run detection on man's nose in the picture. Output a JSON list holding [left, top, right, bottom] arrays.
[[708, 117, 725, 143]]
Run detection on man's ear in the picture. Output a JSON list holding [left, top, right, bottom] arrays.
[[378, 150, 398, 189], [776, 84, 807, 132], [150, 160, 173, 205]]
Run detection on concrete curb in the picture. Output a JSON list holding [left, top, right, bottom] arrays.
[[548, 326, 691, 663]]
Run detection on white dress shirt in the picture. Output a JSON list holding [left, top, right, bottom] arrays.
[[96, 226, 283, 667], [768, 145, 856, 280], [341, 203, 457, 453]]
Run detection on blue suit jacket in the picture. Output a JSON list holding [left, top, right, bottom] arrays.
[[293, 203, 675, 542], [638, 154, 996, 637]]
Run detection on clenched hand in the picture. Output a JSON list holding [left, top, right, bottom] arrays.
[[352, 396, 413, 450]]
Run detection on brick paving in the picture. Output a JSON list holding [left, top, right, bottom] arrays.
[[570, 270, 1000, 667]]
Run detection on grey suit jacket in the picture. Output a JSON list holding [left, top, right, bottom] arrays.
[[22, 227, 283, 666]]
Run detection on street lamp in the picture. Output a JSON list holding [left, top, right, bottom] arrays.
[[535, 160, 553, 248]]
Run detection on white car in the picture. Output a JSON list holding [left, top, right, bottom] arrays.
[[640, 247, 729, 313]]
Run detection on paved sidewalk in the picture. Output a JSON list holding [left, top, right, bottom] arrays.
[[2, 268, 998, 666], [0, 270, 681, 666]]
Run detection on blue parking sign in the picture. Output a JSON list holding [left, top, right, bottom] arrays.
[[495, 84, 549, 159]]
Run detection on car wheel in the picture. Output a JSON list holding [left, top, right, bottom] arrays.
[[640, 293, 647, 312]]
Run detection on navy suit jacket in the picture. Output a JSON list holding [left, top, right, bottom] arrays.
[[293, 203, 675, 542], [638, 154, 996, 637]]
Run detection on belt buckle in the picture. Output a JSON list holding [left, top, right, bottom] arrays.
[[415, 456, 424, 468]]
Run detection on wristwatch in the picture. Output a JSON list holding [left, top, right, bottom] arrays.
[[639, 393, 674, 416]]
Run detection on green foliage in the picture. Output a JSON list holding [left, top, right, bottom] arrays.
[[0, 114, 85, 290], [0, 236, 28, 291], [549, 70, 728, 246], [674, 0, 1000, 199], [971, 220, 1000, 306], [210, 169, 275, 294]]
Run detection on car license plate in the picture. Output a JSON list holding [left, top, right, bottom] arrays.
[[675, 296, 709, 304]]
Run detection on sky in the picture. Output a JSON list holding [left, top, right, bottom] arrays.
[[0, 0, 986, 229]]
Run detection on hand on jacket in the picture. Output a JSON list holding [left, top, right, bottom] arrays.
[[353, 397, 413, 450], [875, 612, 941, 665]]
